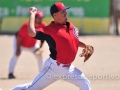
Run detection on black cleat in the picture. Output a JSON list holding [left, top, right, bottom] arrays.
[[8, 73, 16, 79]]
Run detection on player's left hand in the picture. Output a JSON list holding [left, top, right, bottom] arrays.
[[34, 48, 44, 56], [80, 45, 94, 63]]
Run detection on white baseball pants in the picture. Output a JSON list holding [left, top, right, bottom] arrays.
[[8, 37, 44, 73], [10, 57, 92, 90]]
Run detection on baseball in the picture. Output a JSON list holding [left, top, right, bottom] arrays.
[[31, 7, 37, 12]]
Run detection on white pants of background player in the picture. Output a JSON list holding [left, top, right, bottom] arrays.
[[8, 37, 44, 74], [11, 57, 92, 90]]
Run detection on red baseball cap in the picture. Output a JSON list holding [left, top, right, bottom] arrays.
[[35, 11, 44, 18], [50, 2, 70, 16]]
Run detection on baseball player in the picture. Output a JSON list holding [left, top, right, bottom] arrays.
[[11, 2, 94, 90], [8, 11, 47, 79]]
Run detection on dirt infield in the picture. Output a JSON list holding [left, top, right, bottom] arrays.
[[0, 35, 120, 90]]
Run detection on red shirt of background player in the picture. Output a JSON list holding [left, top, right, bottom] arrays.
[[18, 21, 46, 48]]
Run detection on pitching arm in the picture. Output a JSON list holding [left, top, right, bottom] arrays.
[[28, 7, 37, 37]]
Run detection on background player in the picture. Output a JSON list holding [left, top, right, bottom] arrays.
[[8, 11, 47, 79]]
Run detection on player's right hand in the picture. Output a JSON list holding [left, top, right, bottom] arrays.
[[16, 49, 21, 56], [29, 7, 37, 15], [34, 48, 44, 56]]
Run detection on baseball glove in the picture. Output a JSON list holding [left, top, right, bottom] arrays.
[[80, 45, 94, 63], [34, 48, 43, 56]]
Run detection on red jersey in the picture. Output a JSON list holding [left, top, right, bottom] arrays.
[[34, 21, 79, 64], [17, 21, 46, 48]]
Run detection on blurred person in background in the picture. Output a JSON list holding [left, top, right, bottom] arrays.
[[8, 11, 47, 79]]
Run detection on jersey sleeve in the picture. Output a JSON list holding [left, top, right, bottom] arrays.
[[69, 22, 79, 41], [34, 28, 46, 40]]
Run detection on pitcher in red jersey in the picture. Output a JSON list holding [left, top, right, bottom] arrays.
[[11, 2, 93, 90]]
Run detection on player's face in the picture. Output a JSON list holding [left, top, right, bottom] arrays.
[[35, 17, 42, 24], [56, 10, 68, 23]]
